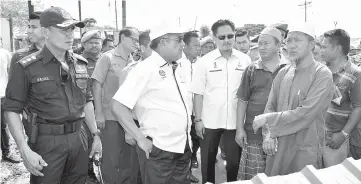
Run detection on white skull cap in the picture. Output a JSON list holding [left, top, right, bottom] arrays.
[[288, 22, 316, 40]]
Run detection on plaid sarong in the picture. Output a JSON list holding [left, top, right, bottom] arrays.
[[237, 141, 266, 180]]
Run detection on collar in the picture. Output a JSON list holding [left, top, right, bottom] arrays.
[[82, 51, 101, 61], [112, 46, 130, 61], [209, 49, 239, 61], [151, 51, 168, 67], [254, 59, 287, 72], [330, 60, 351, 74], [41, 46, 73, 64], [29, 43, 39, 52], [177, 52, 197, 64]]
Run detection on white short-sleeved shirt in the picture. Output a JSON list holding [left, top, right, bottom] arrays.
[[0, 48, 11, 98], [177, 54, 196, 114], [190, 49, 252, 129], [113, 51, 192, 153]]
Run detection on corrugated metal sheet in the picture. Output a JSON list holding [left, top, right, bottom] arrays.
[[224, 158, 361, 184]]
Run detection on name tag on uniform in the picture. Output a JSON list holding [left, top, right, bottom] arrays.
[[235, 68, 244, 71], [31, 76, 54, 83]]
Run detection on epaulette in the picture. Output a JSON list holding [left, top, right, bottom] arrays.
[[18, 52, 41, 68]]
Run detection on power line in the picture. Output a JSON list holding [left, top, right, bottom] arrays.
[[298, 0, 312, 22]]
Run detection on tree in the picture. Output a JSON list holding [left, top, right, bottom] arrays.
[[199, 25, 211, 38], [242, 24, 266, 36], [1, 0, 43, 35]]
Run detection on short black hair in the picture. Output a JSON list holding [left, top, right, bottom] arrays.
[[235, 29, 249, 40], [323, 29, 350, 56], [150, 37, 161, 50], [211, 19, 235, 36], [139, 30, 151, 47], [29, 11, 42, 20], [118, 27, 139, 43], [183, 31, 199, 45], [102, 38, 113, 47]]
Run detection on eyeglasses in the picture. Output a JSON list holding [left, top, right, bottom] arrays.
[[217, 34, 235, 40], [127, 36, 139, 44]]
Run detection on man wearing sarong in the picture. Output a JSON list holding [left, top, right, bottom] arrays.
[[235, 28, 286, 180], [252, 23, 334, 176]]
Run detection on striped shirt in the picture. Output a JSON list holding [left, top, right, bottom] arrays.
[[325, 61, 361, 132]]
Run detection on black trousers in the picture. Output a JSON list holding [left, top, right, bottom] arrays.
[[200, 129, 241, 184], [1, 97, 10, 156], [30, 125, 88, 184], [190, 116, 200, 160], [137, 141, 191, 184]]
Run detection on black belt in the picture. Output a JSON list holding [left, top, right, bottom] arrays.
[[38, 119, 83, 135]]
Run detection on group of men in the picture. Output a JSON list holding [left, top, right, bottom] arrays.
[[1, 5, 361, 184]]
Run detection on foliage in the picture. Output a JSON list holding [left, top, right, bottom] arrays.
[[199, 25, 211, 38], [239, 24, 266, 36], [1, 0, 43, 34]]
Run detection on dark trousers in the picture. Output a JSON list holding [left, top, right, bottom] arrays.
[[130, 120, 143, 184], [30, 127, 88, 184], [137, 141, 191, 184], [200, 129, 241, 184], [101, 120, 132, 184], [350, 144, 361, 160], [1, 97, 10, 156], [190, 116, 200, 161]]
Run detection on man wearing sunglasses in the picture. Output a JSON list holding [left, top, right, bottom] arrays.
[[3, 7, 102, 184], [190, 19, 251, 184], [111, 22, 192, 184], [92, 27, 139, 184]]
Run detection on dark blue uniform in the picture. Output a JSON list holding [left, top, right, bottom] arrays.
[[4, 46, 93, 184]]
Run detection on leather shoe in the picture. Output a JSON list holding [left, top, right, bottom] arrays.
[[190, 173, 199, 183], [2, 154, 21, 164]]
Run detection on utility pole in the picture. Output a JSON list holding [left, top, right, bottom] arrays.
[[78, 0, 82, 34], [115, 0, 118, 30], [298, 0, 312, 22], [28, 0, 34, 18], [333, 21, 338, 28], [122, 0, 126, 28]]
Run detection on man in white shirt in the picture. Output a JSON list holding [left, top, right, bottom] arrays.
[[178, 31, 201, 183], [111, 23, 192, 184], [0, 43, 20, 164], [190, 19, 252, 184]]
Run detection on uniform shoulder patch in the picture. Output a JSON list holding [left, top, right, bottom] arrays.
[[72, 53, 88, 64], [18, 51, 41, 68]]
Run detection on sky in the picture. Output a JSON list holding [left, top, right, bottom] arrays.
[[40, 0, 361, 38]]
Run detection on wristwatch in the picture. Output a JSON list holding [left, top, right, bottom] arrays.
[[92, 131, 101, 137], [341, 130, 349, 139], [194, 119, 202, 123]]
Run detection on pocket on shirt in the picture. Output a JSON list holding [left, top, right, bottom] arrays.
[[75, 73, 89, 90], [208, 69, 225, 87], [31, 76, 57, 94]]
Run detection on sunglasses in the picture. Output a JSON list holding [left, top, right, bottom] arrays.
[[217, 34, 235, 40]]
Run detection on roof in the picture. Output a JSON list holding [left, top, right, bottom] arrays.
[[223, 158, 361, 184]]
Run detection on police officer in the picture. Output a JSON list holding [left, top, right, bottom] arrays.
[[80, 29, 103, 183], [9, 11, 45, 76], [3, 7, 102, 184]]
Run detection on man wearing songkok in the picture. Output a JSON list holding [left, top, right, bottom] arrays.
[[236, 28, 286, 180], [252, 23, 334, 176]]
